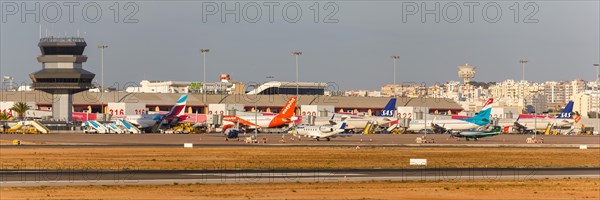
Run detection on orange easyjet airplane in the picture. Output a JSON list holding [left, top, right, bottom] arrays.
[[222, 96, 297, 130]]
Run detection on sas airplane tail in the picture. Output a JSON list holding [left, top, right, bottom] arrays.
[[379, 98, 397, 117], [557, 101, 574, 119], [462, 98, 493, 126]]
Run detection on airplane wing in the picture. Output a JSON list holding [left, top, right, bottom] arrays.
[[430, 123, 447, 133], [454, 130, 500, 139], [329, 134, 353, 138], [379, 117, 393, 122], [224, 116, 262, 128]]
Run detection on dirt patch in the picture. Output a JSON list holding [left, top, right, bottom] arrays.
[[1, 147, 598, 170], [1, 178, 598, 200]]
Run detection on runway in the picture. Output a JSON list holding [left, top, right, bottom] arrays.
[[1, 168, 598, 187], [1, 133, 599, 148]]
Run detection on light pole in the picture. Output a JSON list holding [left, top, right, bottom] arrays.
[[292, 51, 302, 97], [201, 48, 210, 112], [97, 44, 108, 117], [391, 56, 400, 98], [520, 59, 528, 82], [532, 97, 538, 138], [519, 59, 528, 118], [1, 65, 3, 103], [594, 64, 600, 122], [594, 64, 600, 84], [254, 83, 259, 138]]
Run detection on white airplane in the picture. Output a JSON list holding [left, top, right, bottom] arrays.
[[221, 96, 298, 131], [407, 98, 494, 132], [312, 98, 397, 130], [506, 101, 576, 132], [290, 120, 348, 141], [112, 95, 188, 130]]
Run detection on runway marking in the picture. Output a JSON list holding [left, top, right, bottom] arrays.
[[182, 173, 365, 177], [2, 174, 598, 187], [0, 171, 49, 173]]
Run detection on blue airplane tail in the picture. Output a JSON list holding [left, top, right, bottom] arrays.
[[338, 122, 347, 130], [461, 98, 494, 126], [463, 108, 492, 126], [557, 101, 574, 119], [379, 98, 396, 117]]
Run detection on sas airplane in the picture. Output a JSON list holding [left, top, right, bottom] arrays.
[[315, 98, 397, 131], [511, 101, 576, 132], [407, 98, 494, 132], [112, 94, 188, 130], [222, 96, 297, 131]]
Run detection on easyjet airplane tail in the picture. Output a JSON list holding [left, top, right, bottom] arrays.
[[276, 96, 297, 119]]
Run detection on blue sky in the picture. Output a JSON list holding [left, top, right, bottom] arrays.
[[1, 1, 599, 90]]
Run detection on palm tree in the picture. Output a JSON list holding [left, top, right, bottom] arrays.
[[0, 112, 9, 120], [11, 102, 30, 120], [0, 112, 8, 133]]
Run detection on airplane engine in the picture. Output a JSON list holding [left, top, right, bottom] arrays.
[[513, 122, 527, 133], [431, 123, 447, 134], [320, 127, 333, 133]]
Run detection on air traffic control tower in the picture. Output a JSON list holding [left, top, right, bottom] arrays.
[[29, 37, 95, 121]]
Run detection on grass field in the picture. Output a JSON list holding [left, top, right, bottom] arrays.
[[1, 147, 598, 170], [1, 178, 598, 200]]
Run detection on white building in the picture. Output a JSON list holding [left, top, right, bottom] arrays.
[[573, 90, 600, 118], [126, 80, 191, 93], [124, 74, 245, 94]]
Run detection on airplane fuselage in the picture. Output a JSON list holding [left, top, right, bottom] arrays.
[[312, 115, 395, 130], [294, 126, 344, 139], [407, 119, 481, 131], [112, 114, 162, 128], [498, 118, 574, 130]]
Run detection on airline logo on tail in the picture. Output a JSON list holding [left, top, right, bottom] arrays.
[[338, 122, 347, 130], [148, 94, 189, 130], [482, 98, 493, 110], [462, 98, 493, 126], [169, 94, 188, 117], [379, 98, 397, 117], [277, 96, 297, 119], [267, 96, 297, 127], [557, 101, 574, 119]]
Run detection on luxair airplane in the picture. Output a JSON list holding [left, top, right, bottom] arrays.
[[407, 98, 494, 132], [112, 95, 188, 130]]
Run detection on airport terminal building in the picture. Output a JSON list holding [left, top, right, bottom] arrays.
[[1, 91, 464, 118], [246, 81, 327, 95]]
